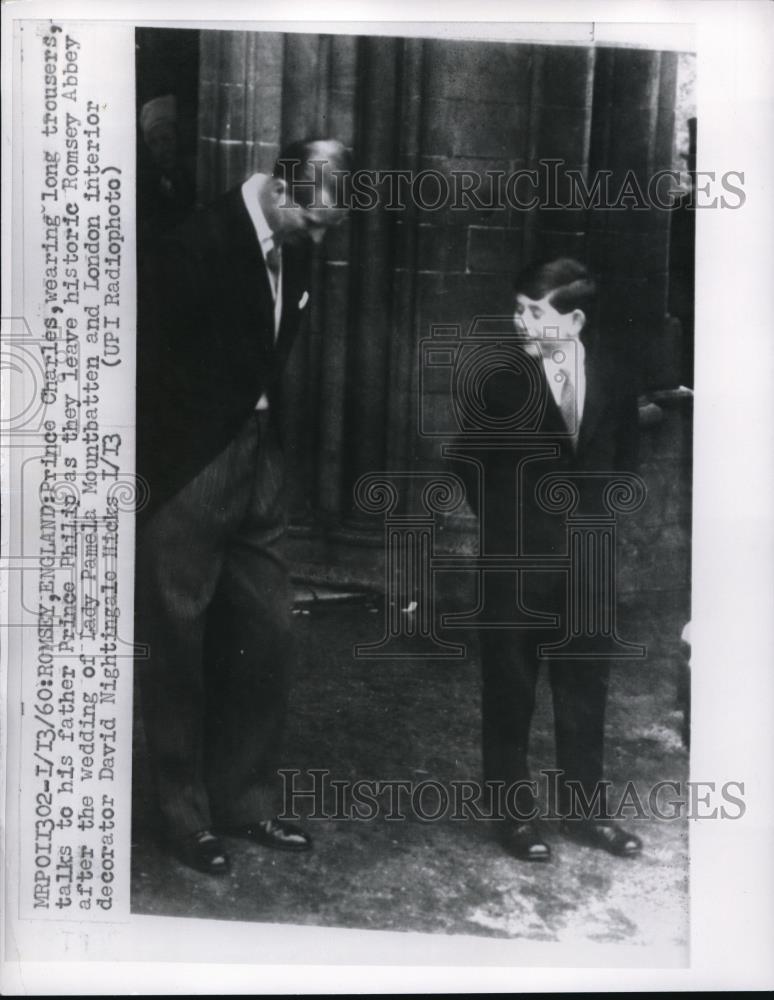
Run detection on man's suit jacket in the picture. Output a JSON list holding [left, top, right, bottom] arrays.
[[452, 337, 639, 571], [137, 185, 312, 517]]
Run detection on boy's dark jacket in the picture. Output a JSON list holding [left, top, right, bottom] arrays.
[[448, 337, 640, 564]]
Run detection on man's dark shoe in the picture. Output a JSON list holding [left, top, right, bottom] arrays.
[[173, 829, 231, 875], [561, 820, 642, 857], [500, 821, 551, 862], [230, 818, 313, 852]]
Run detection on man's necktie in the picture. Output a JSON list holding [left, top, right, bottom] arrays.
[[265, 243, 281, 298]]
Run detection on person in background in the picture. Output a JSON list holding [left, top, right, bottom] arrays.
[[138, 94, 196, 248]]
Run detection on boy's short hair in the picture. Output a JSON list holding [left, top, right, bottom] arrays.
[[514, 257, 598, 317]]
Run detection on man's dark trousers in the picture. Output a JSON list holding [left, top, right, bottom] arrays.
[[136, 410, 291, 839]]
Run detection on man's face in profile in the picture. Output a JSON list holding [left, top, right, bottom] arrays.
[[269, 179, 348, 246]]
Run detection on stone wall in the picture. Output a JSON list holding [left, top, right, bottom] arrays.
[[193, 31, 693, 614]]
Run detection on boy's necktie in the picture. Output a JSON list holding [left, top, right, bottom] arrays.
[[559, 368, 579, 449]]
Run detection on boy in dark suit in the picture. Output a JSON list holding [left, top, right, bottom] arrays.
[[456, 258, 643, 862]]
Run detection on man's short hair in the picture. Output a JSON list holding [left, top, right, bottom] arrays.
[[273, 138, 352, 208], [514, 258, 598, 317]]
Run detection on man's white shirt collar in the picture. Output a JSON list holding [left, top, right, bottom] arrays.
[[241, 171, 282, 311], [241, 172, 276, 257], [241, 173, 283, 413]]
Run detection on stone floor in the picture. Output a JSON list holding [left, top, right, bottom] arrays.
[[130, 591, 689, 958]]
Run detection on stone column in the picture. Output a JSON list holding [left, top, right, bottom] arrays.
[[197, 30, 285, 202], [332, 36, 403, 540]]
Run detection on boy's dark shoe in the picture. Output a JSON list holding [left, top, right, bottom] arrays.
[[500, 821, 551, 862], [561, 819, 642, 857]]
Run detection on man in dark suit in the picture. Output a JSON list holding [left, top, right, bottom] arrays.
[[136, 138, 350, 875], [453, 258, 643, 862]]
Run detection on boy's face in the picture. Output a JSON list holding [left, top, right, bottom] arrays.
[[514, 292, 585, 344]]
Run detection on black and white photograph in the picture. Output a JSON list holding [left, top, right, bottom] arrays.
[[132, 22, 696, 950], [1, 1, 773, 994]]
